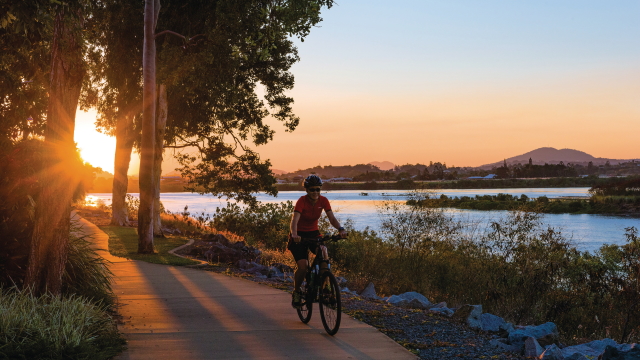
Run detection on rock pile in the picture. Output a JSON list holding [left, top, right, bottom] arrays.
[[351, 283, 639, 360], [178, 233, 261, 264]]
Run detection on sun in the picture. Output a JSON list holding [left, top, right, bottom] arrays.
[[74, 109, 116, 173]]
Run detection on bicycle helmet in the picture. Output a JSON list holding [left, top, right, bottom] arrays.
[[303, 174, 323, 188]]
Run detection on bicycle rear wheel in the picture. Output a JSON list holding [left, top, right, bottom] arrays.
[[318, 272, 341, 335], [296, 280, 313, 323]]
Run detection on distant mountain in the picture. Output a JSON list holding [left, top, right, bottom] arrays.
[[271, 168, 288, 175], [479, 147, 638, 169], [369, 161, 395, 171]]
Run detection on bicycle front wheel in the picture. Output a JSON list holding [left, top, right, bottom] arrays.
[[318, 272, 341, 335], [296, 280, 313, 323]]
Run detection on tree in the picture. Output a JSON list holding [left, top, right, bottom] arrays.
[[87, 0, 334, 253], [24, 2, 88, 295], [84, 0, 143, 227], [137, 0, 160, 253], [159, 0, 334, 204]]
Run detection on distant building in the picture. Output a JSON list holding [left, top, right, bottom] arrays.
[[467, 174, 497, 180], [326, 177, 353, 182]]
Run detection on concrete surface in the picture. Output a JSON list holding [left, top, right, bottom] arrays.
[[76, 216, 416, 360]]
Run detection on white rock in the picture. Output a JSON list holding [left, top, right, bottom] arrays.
[[360, 282, 381, 299]]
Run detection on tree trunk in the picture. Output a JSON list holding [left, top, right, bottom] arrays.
[[110, 113, 136, 226], [153, 84, 167, 237], [138, 0, 160, 253], [25, 8, 84, 295]]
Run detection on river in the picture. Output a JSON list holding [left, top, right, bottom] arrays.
[[87, 188, 638, 252]]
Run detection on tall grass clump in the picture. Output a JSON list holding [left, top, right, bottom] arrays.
[[0, 287, 125, 360], [63, 221, 114, 305], [330, 190, 640, 343]]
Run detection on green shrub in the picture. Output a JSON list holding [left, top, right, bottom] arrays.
[[210, 201, 294, 250], [332, 190, 640, 343], [0, 287, 125, 360]]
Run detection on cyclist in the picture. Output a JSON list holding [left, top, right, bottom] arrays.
[[288, 174, 347, 308]]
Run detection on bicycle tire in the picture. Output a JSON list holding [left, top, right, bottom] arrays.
[[318, 272, 341, 335], [296, 280, 313, 323]]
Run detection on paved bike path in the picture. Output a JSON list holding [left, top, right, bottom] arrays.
[[76, 216, 416, 360]]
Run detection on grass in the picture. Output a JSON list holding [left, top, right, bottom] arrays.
[[100, 226, 199, 266], [0, 287, 126, 360]]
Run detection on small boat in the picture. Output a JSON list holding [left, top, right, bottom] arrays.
[[359, 192, 369, 196]]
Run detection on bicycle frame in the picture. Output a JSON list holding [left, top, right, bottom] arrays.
[[303, 234, 341, 297], [296, 234, 344, 335]]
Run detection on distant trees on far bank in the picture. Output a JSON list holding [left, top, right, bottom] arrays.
[[276, 159, 640, 183]]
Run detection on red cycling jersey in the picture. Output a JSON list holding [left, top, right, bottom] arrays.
[[294, 195, 332, 232]]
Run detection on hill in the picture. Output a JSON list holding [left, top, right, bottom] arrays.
[[368, 161, 395, 171], [479, 147, 638, 169]]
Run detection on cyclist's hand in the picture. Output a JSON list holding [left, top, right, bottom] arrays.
[[339, 229, 348, 238], [292, 235, 301, 243]]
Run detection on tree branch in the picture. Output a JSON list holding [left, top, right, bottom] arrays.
[[155, 30, 185, 40]]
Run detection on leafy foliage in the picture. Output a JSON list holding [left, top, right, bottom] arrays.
[[409, 192, 640, 214], [589, 176, 640, 196], [210, 201, 294, 250], [328, 191, 640, 343]]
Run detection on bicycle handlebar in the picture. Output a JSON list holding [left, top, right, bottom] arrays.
[[299, 234, 346, 244]]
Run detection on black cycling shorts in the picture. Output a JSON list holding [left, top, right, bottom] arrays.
[[287, 230, 320, 262]]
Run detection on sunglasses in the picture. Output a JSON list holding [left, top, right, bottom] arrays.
[[307, 188, 321, 192]]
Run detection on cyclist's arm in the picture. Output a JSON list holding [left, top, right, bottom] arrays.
[[290, 212, 301, 242], [325, 210, 347, 237]]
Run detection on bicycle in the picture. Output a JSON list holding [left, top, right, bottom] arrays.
[[296, 234, 345, 335]]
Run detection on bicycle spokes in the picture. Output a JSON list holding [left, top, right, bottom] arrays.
[[319, 272, 341, 335]]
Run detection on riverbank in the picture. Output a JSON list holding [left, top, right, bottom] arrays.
[[407, 194, 640, 216], [275, 177, 616, 192], [88, 176, 626, 193]]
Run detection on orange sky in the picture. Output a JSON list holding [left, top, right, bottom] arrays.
[[74, 1, 640, 175], [75, 64, 639, 174]]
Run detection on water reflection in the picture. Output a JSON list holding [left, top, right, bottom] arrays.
[[86, 188, 637, 252]]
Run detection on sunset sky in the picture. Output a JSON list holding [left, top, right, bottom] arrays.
[[75, 0, 640, 174]]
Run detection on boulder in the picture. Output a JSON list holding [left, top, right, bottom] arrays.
[[600, 344, 640, 360], [245, 264, 267, 274], [452, 304, 483, 330], [232, 240, 247, 250], [481, 313, 505, 332], [564, 353, 590, 360], [235, 259, 251, 269], [206, 242, 239, 263], [386, 292, 432, 309], [561, 338, 617, 359], [430, 301, 447, 309], [272, 262, 294, 273], [540, 344, 564, 360], [360, 282, 381, 300], [429, 307, 454, 317], [508, 322, 559, 349], [263, 266, 284, 278], [524, 337, 545, 358], [335, 276, 348, 286], [489, 338, 521, 353]]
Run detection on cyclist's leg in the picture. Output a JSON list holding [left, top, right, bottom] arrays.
[[294, 259, 308, 292], [319, 245, 329, 272], [288, 236, 310, 292]]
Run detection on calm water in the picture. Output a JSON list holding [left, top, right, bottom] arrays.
[[87, 188, 638, 252]]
